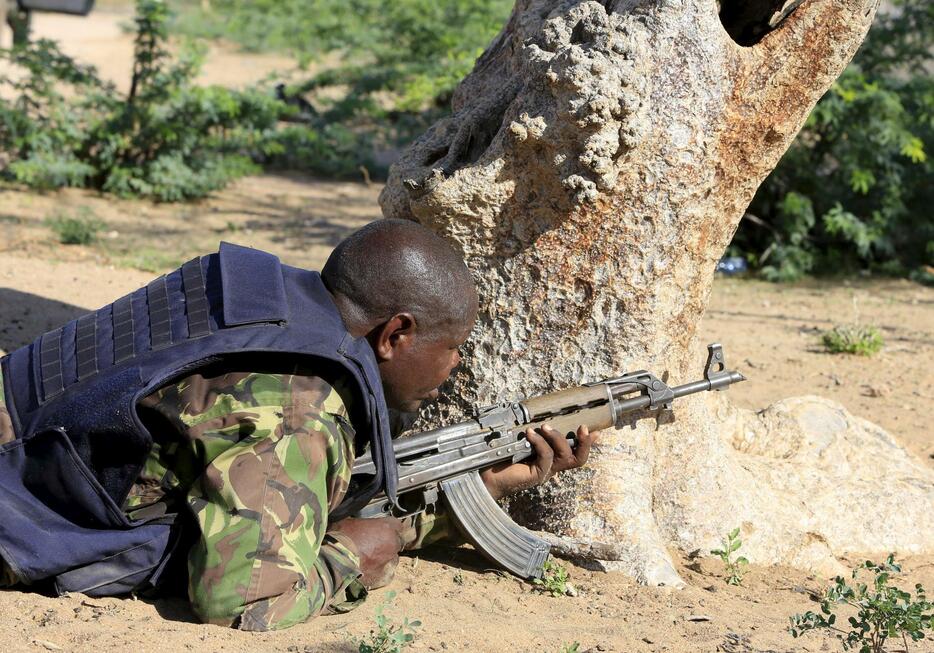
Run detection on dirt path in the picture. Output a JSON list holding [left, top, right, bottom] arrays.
[[0, 174, 381, 274], [26, 7, 300, 93]]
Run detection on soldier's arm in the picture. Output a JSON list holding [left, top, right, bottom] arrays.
[[184, 374, 368, 631], [399, 507, 465, 551]]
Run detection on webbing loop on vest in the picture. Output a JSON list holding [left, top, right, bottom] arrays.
[[146, 277, 172, 350], [181, 258, 211, 339], [75, 313, 98, 381], [39, 329, 65, 401], [112, 295, 135, 364]]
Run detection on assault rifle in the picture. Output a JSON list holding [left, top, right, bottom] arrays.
[[352, 343, 745, 579]]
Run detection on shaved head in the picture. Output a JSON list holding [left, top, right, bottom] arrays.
[[322, 219, 478, 338]]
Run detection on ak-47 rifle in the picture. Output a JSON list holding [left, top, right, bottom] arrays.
[[352, 343, 745, 579]]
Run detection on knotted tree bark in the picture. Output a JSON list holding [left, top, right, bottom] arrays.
[[380, 0, 934, 586]]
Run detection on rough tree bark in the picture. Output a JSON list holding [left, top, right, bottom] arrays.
[[380, 0, 934, 586]]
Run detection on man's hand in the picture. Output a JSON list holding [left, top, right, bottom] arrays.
[[479, 424, 595, 500], [329, 517, 405, 589]]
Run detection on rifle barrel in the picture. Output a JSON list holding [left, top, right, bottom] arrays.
[[611, 370, 745, 421]]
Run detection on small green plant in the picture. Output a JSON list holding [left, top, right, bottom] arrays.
[[452, 571, 464, 585], [822, 325, 884, 356], [711, 527, 749, 586], [354, 591, 421, 653], [532, 559, 571, 597], [45, 208, 104, 245], [559, 643, 581, 653], [789, 555, 933, 653]]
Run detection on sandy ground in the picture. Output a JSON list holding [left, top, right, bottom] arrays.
[[0, 7, 932, 653]]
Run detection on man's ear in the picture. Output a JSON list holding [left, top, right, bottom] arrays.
[[368, 313, 417, 362]]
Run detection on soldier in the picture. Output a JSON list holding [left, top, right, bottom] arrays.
[[0, 219, 593, 630]]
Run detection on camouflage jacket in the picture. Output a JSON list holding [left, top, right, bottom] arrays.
[[0, 366, 457, 630]]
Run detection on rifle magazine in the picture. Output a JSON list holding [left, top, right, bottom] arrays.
[[440, 471, 550, 579]]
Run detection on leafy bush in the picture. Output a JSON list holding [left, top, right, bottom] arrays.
[[789, 555, 933, 653], [45, 207, 104, 245], [735, 0, 933, 281], [0, 0, 285, 200], [821, 325, 884, 356], [178, 0, 510, 109], [175, 0, 512, 173]]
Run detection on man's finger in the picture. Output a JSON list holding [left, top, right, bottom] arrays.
[[574, 424, 593, 464], [525, 428, 554, 478], [537, 423, 574, 459]]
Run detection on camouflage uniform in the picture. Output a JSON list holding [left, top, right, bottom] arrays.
[[0, 366, 457, 630]]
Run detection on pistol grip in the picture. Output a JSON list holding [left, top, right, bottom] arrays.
[[440, 470, 550, 579]]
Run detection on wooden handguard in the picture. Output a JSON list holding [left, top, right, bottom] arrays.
[[521, 384, 609, 418], [518, 404, 615, 440], [520, 384, 616, 437]]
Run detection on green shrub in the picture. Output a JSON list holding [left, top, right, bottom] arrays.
[[532, 559, 571, 597], [174, 0, 513, 175], [789, 555, 933, 653], [45, 208, 104, 245], [821, 325, 884, 356], [734, 0, 933, 281], [0, 0, 285, 200]]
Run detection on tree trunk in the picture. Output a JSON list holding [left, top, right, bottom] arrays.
[[380, 0, 934, 585]]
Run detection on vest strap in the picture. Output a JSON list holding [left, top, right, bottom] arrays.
[[146, 277, 172, 350], [181, 258, 211, 339], [75, 313, 99, 381], [112, 295, 135, 364], [39, 329, 65, 401], [219, 242, 288, 326]]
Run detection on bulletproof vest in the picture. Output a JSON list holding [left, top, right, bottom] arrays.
[[0, 242, 397, 595]]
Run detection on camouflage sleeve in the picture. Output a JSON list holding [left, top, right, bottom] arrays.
[[184, 374, 365, 631], [400, 506, 465, 551]]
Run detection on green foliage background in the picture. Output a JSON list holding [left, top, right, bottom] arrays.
[[734, 0, 932, 281], [0, 0, 283, 200], [177, 0, 511, 111], [175, 0, 512, 175]]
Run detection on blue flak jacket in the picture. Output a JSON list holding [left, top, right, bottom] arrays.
[[0, 242, 397, 596]]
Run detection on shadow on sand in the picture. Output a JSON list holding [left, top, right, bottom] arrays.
[[0, 288, 90, 353]]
